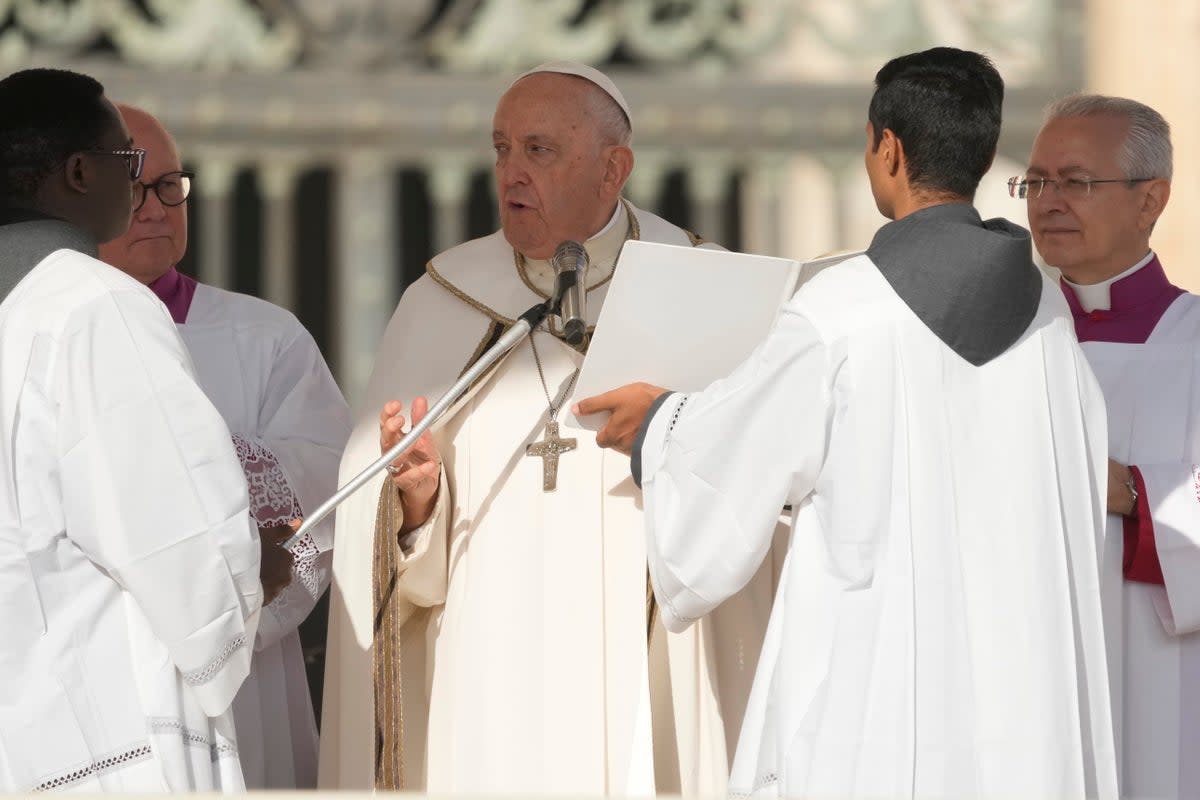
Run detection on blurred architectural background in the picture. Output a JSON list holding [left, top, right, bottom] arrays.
[[2, 0, 1110, 402], [10, 0, 1197, 716]]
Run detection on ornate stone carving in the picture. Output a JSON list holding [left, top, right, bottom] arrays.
[[0, 0, 794, 73], [783, 0, 1063, 84], [282, 0, 439, 68], [0, 0, 1069, 81], [0, 0, 300, 70]]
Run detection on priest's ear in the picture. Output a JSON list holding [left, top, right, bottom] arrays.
[[877, 128, 903, 178], [600, 143, 634, 199], [62, 151, 93, 196], [1138, 177, 1171, 233]]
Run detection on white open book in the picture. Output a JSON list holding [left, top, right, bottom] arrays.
[[565, 240, 863, 431]]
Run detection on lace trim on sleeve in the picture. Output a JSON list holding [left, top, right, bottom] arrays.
[[266, 528, 327, 623], [32, 745, 154, 792], [148, 717, 239, 758], [232, 434, 304, 528], [286, 529, 323, 599], [181, 634, 247, 686]]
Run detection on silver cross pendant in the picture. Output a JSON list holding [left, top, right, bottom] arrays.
[[525, 420, 578, 492]]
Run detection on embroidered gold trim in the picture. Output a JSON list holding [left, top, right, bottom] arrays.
[[425, 198, 648, 334], [426, 259, 518, 329], [372, 480, 407, 790]]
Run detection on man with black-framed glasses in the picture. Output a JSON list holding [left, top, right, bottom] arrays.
[[133, 168, 192, 213], [1023, 94, 1197, 800], [99, 102, 349, 791], [0, 69, 264, 792]]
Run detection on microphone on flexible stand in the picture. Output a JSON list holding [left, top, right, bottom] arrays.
[[551, 240, 589, 345]]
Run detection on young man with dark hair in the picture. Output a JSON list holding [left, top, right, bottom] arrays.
[[866, 46, 1004, 202], [578, 47, 1119, 798], [0, 68, 263, 792]]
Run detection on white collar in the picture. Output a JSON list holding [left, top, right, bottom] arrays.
[[521, 201, 627, 296], [1064, 250, 1155, 312], [589, 202, 622, 241]]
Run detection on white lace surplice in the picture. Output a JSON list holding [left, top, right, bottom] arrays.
[[233, 435, 323, 636], [179, 283, 350, 789]]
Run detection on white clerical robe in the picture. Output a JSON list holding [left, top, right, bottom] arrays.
[[640, 255, 1118, 798], [0, 249, 262, 792], [321, 200, 776, 794], [176, 282, 350, 788], [1083, 293, 1200, 799]]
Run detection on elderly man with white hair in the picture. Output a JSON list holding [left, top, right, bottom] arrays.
[[320, 61, 776, 795], [1019, 94, 1195, 799]]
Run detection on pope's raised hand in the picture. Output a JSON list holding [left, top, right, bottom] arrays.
[[379, 396, 441, 533]]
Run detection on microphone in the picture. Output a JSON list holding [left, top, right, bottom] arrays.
[[552, 240, 589, 345]]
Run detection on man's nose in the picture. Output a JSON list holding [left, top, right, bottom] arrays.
[[497, 155, 529, 186], [1030, 184, 1067, 214], [135, 187, 166, 220]]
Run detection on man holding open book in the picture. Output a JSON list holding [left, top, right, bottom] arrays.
[[579, 47, 1119, 799]]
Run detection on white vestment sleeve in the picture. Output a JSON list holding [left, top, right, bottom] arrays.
[[1136, 461, 1200, 634], [641, 307, 832, 632], [55, 290, 262, 716], [254, 327, 351, 553], [237, 327, 349, 649], [393, 466, 451, 608], [254, 515, 332, 650]]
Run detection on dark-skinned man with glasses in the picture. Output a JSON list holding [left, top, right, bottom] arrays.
[[1019, 95, 1194, 800], [98, 103, 350, 791], [0, 69, 266, 791]]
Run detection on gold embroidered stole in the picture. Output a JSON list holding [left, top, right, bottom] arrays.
[[370, 323, 508, 791], [372, 481, 406, 790]]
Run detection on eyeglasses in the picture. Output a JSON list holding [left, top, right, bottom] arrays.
[[1007, 175, 1153, 200], [88, 147, 146, 181], [133, 170, 194, 212]]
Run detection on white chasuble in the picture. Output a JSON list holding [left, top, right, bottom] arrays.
[[1082, 294, 1200, 799], [0, 249, 262, 792], [176, 282, 351, 788], [321, 201, 776, 794], [639, 253, 1118, 799]]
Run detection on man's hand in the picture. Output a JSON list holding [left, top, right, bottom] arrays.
[[574, 382, 668, 456], [1107, 458, 1138, 517], [380, 396, 442, 534], [259, 522, 295, 605]]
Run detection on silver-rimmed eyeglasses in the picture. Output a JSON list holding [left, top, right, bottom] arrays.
[[133, 170, 194, 212], [88, 147, 146, 181], [1007, 175, 1154, 200]]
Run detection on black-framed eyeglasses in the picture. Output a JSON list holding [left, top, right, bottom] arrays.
[[88, 147, 146, 181], [1007, 175, 1154, 200], [133, 170, 194, 212]]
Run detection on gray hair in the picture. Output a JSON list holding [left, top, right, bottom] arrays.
[[1044, 93, 1172, 181], [581, 79, 632, 147]]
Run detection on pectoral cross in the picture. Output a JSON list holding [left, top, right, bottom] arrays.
[[526, 420, 577, 492]]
